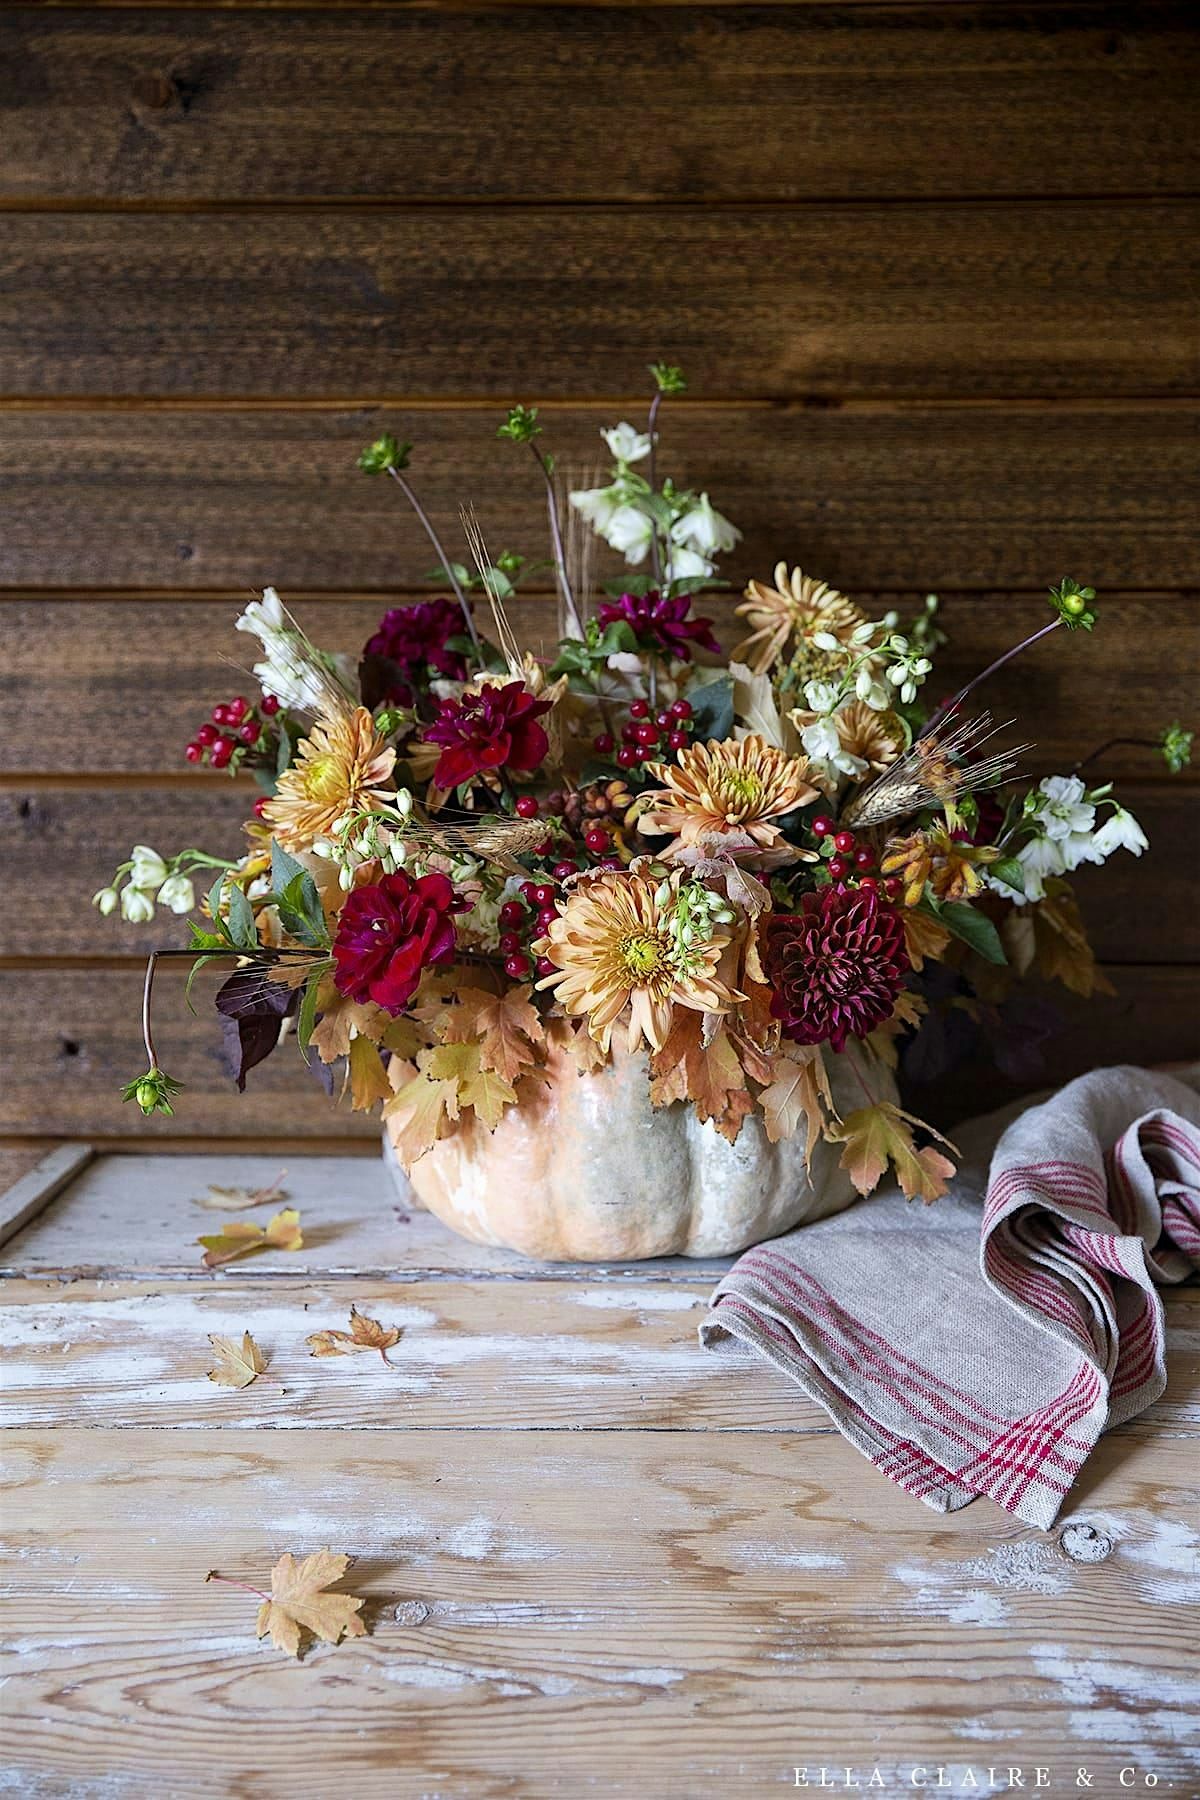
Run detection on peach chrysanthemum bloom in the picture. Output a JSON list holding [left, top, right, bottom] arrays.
[[263, 706, 396, 852], [733, 563, 866, 676], [638, 735, 819, 868], [536, 868, 734, 1055]]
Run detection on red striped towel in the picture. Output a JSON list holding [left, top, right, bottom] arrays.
[[701, 1065, 1200, 1528]]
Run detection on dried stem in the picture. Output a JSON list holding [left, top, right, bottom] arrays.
[[923, 619, 1060, 739], [1074, 735, 1161, 773], [646, 389, 665, 587], [529, 443, 579, 636], [386, 467, 483, 662]]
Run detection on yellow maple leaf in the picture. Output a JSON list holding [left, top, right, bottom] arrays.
[[206, 1331, 267, 1389], [347, 1035, 393, 1112], [757, 1048, 835, 1160], [197, 1207, 304, 1270], [306, 1306, 402, 1365], [442, 983, 546, 1084], [425, 1041, 517, 1130], [192, 1171, 289, 1212], [901, 907, 951, 972], [834, 1101, 957, 1205], [1031, 882, 1115, 998], [308, 981, 386, 1063], [382, 1064, 458, 1165], [544, 1013, 610, 1075], [208, 1551, 367, 1660]]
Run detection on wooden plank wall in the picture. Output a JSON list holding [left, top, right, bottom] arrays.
[[1, 2, 1197, 1151]]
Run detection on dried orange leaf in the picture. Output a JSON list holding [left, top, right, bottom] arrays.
[[834, 1101, 957, 1205], [347, 1035, 393, 1112], [193, 1172, 289, 1212], [197, 1207, 304, 1269], [207, 1331, 267, 1389], [442, 983, 545, 1084], [306, 1306, 402, 1365], [223, 1550, 366, 1659], [758, 1048, 834, 1160]]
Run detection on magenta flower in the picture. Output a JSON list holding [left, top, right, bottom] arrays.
[[763, 886, 910, 1054], [362, 599, 470, 702], [332, 871, 466, 1016], [597, 589, 720, 662], [422, 680, 552, 791]]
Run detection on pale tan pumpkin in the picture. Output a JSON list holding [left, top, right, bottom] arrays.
[[384, 1044, 897, 1262]]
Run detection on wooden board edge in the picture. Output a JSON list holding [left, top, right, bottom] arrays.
[[0, 1142, 93, 1249]]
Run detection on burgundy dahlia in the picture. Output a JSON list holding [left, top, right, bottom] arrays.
[[763, 885, 910, 1054], [362, 598, 470, 702], [332, 870, 465, 1016], [597, 589, 720, 662], [422, 679, 552, 791]]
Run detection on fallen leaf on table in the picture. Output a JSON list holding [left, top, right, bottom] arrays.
[[193, 1171, 289, 1212], [197, 1206, 304, 1269], [307, 1306, 402, 1365], [207, 1550, 366, 1659], [206, 1330, 267, 1389]]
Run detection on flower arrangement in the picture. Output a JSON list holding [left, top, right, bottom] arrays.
[[99, 366, 1191, 1204]]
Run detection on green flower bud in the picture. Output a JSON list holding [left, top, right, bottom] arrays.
[[121, 1065, 185, 1117], [648, 362, 687, 396], [1048, 578, 1098, 632], [497, 405, 541, 445], [92, 886, 119, 916], [357, 435, 412, 475]]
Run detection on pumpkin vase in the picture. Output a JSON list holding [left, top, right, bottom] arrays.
[[383, 1043, 896, 1261]]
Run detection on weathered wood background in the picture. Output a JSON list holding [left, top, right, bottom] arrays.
[[1, 2, 1197, 1151]]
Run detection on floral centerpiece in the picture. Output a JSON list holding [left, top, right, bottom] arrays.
[[97, 366, 1191, 1259]]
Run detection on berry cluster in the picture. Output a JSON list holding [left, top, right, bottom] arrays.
[[810, 815, 899, 900], [592, 697, 694, 772], [185, 694, 281, 771], [496, 819, 623, 977]]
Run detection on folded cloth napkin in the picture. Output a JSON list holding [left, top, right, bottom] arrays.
[[701, 1065, 1200, 1529]]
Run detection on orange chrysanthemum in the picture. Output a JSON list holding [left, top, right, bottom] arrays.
[[263, 707, 396, 851], [638, 735, 819, 868], [536, 868, 734, 1055], [733, 564, 866, 675]]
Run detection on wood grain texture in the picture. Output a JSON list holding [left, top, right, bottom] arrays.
[[6, 201, 1198, 400], [0, 962, 1195, 1143], [2, 1426, 1197, 1795], [3, 1275, 1195, 1439], [2, 405, 1198, 591], [4, 6, 1199, 203], [3, 781, 1193, 961], [3, 593, 1196, 779]]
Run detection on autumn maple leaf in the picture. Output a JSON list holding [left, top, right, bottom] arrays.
[[192, 1172, 289, 1213], [197, 1207, 303, 1269], [306, 1307, 402, 1365], [208, 1552, 367, 1659], [441, 983, 546, 1084], [833, 1101, 957, 1205], [206, 1331, 267, 1389]]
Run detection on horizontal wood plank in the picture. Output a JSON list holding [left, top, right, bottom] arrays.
[[2, 1276, 1194, 1439], [0, 962, 1194, 1142], [4, 6, 1198, 203], [2, 1427, 1197, 1794], [2, 593, 1195, 779], [5, 201, 1198, 400], [3, 781, 1193, 961], [1, 405, 1198, 591]]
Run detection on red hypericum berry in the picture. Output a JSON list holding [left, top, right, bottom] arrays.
[[210, 737, 235, 769], [827, 855, 849, 880], [857, 875, 878, 892], [184, 741, 203, 764], [211, 703, 231, 726], [238, 721, 260, 745], [519, 881, 541, 903], [537, 907, 559, 933], [621, 723, 640, 745], [629, 699, 650, 720], [553, 860, 577, 883], [667, 728, 689, 751], [655, 710, 673, 729], [811, 815, 835, 838], [504, 954, 532, 981], [531, 883, 555, 908], [584, 827, 609, 853], [669, 698, 693, 720], [499, 930, 523, 956], [196, 721, 218, 747], [228, 696, 250, 724], [535, 955, 557, 978], [634, 722, 659, 747], [499, 900, 527, 928], [854, 845, 875, 870], [260, 693, 280, 716], [617, 747, 639, 769], [533, 838, 553, 857], [883, 877, 901, 902], [834, 829, 856, 855], [593, 732, 615, 755], [599, 855, 623, 870], [513, 794, 539, 818]]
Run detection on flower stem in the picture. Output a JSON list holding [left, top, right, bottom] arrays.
[[646, 389, 665, 587], [206, 1571, 271, 1601], [1074, 735, 1160, 773], [923, 618, 1061, 739], [387, 468, 484, 663], [529, 444, 580, 639]]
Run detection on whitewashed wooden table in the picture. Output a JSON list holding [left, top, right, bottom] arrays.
[[1, 1147, 1197, 1797]]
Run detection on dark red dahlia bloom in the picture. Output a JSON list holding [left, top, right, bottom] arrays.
[[362, 599, 470, 702], [596, 589, 720, 662], [422, 679, 552, 791], [332, 871, 465, 1016], [763, 886, 910, 1055]]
